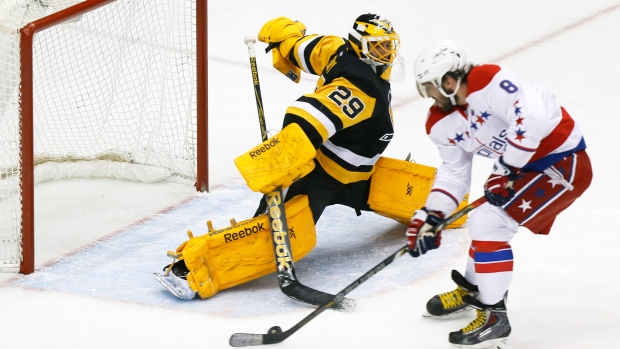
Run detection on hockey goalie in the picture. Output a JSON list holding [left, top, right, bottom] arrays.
[[153, 14, 469, 301]]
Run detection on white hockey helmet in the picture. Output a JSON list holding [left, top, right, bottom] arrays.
[[413, 40, 472, 100]]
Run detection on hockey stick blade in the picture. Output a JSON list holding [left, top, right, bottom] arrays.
[[264, 188, 355, 311], [280, 279, 356, 311], [230, 331, 290, 347], [229, 245, 408, 347]]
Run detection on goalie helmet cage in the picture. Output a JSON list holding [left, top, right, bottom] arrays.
[[0, 0, 209, 274]]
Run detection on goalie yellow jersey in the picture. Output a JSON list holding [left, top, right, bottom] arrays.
[[283, 34, 394, 184]]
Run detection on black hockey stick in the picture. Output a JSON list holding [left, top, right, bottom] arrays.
[[229, 196, 487, 347], [243, 36, 354, 311]]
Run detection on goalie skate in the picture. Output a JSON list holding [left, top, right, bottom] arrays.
[[152, 271, 196, 301]]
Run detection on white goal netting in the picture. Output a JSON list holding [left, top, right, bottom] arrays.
[[0, 0, 201, 271]]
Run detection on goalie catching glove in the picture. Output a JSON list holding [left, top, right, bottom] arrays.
[[258, 16, 306, 83], [406, 208, 444, 257]]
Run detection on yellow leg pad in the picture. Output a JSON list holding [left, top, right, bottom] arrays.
[[180, 194, 316, 299], [367, 157, 469, 229]]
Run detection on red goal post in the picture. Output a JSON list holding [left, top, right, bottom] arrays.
[[0, 0, 208, 274]]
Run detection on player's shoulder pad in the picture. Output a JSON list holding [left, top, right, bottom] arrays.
[[467, 64, 502, 94]]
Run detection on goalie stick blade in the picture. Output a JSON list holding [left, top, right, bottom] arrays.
[[229, 332, 289, 347], [282, 280, 356, 311]]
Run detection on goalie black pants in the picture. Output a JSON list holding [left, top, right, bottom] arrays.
[[254, 160, 372, 223]]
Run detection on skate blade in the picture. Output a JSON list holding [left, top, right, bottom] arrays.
[[422, 307, 473, 319], [450, 337, 511, 349], [152, 272, 186, 299]]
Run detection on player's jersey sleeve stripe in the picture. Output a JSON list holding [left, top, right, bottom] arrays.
[[506, 139, 536, 152], [295, 35, 319, 75], [429, 188, 460, 207], [291, 35, 345, 76], [529, 107, 576, 161]]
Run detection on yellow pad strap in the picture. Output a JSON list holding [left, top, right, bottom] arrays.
[[235, 123, 316, 193]]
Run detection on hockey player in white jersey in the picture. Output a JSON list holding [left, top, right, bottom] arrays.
[[406, 40, 593, 347]]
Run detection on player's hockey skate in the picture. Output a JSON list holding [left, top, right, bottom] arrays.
[[448, 294, 511, 349], [424, 269, 479, 318], [152, 261, 196, 301]]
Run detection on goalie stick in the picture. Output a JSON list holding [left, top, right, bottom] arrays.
[[243, 36, 354, 312], [229, 196, 487, 347]]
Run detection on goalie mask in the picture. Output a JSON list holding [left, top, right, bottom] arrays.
[[348, 13, 404, 81]]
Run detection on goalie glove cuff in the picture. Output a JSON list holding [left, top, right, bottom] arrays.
[[271, 46, 301, 83]]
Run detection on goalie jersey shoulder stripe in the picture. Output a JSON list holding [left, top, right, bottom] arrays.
[[290, 35, 345, 76]]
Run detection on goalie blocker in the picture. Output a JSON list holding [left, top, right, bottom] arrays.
[[157, 128, 469, 300], [234, 123, 316, 194]]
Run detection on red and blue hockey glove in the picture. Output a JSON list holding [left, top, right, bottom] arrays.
[[406, 209, 444, 257], [484, 156, 522, 206]]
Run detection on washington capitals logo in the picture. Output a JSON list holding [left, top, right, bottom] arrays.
[[433, 47, 448, 59]]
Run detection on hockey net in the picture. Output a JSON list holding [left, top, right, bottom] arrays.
[[0, 0, 208, 273]]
